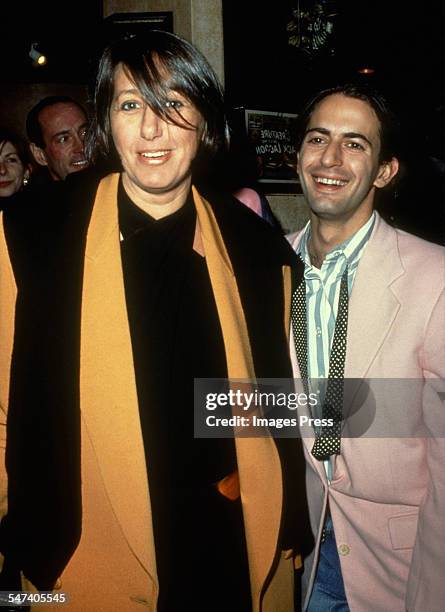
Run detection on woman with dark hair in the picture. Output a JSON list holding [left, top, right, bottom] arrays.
[[0, 31, 308, 611], [0, 129, 31, 203]]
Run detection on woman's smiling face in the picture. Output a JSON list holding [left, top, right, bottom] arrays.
[[110, 63, 203, 208], [0, 140, 29, 198]]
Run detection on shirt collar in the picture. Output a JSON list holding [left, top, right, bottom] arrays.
[[297, 212, 376, 272]]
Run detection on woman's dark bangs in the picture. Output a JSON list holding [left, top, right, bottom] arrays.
[[127, 54, 201, 132]]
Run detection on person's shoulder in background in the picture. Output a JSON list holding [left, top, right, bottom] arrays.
[[2, 164, 106, 246], [232, 187, 281, 230]]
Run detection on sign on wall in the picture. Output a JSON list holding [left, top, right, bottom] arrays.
[[244, 109, 301, 193]]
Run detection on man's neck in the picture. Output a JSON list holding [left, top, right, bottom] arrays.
[[308, 210, 373, 268]]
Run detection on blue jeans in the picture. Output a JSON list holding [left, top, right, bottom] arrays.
[[307, 515, 350, 612]]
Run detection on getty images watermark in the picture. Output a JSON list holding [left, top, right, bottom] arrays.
[[204, 387, 331, 430], [194, 378, 445, 438]]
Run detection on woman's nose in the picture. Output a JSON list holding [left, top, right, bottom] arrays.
[[140, 106, 163, 140]]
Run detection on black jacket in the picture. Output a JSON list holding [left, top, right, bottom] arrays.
[[1, 171, 311, 590]]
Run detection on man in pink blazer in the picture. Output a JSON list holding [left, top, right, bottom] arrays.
[[287, 84, 445, 611]]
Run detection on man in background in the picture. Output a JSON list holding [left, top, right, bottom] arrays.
[[26, 96, 89, 181]]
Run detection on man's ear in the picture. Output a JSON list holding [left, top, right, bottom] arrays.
[[374, 157, 399, 188], [30, 142, 48, 168]]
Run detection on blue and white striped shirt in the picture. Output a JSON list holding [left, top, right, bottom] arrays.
[[297, 212, 376, 381], [296, 212, 376, 478]]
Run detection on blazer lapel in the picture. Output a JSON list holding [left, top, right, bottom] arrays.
[[0, 213, 16, 413], [80, 174, 157, 584], [345, 214, 404, 380], [193, 188, 286, 606], [336, 215, 405, 454]]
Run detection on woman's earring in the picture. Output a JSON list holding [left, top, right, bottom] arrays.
[[23, 175, 29, 187]]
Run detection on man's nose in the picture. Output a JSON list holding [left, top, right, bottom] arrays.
[[320, 141, 343, 167], [73, 133, 85, 154], [141, 106, 163, 140]]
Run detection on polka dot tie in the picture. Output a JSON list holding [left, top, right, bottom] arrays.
[[292, 266, 349, 460]]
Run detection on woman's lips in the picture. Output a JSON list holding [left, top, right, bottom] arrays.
[[138, 150, 171, 164], [0, 181, 13, 188]]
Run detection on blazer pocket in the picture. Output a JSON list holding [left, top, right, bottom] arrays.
[[388, 513, 418, 550]]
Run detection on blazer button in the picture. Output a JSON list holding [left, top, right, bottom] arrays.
[[282, 548, 293, 560], [338, 544, 350, 556]]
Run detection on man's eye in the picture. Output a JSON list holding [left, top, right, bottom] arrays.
[[346, 141, 365, 151], [57, 135, 68, 144], [307, 137, 325, 145], [121, 101, 141, 111], [165, 100, 184, 110]]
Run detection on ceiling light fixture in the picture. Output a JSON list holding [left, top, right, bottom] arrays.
[[29, 42, 47, 66]]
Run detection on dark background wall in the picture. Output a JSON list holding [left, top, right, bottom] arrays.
[[223, 0, 444, 243], [223, 1, 444, 126], [0, 1, 443, 241], [0, 4, 104, 138]]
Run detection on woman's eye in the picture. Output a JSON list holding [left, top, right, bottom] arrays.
[[6, 156, 19, 164], [121, 101, 141, 111], [165, 100, 184, 110]]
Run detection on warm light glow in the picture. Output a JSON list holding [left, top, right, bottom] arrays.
[[358, 67, 375, 75], [29, 43, 47, 67]]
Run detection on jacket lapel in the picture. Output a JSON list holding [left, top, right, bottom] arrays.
[[192, 188, 285, 606], [0, 213, 16, 413], [345, 214, 404, 379], [0, 212, 16, 517], [80, 174, 158, 585]]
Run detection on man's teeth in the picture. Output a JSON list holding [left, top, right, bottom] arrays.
[[314, 176, 348, 186], [73, 160, 88, 166], [141, 151, 167, 158]]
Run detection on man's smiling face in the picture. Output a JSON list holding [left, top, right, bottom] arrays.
[[36, 102, 89, 180], [298, 93, 391, 224]]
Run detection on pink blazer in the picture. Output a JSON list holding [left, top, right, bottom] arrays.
[[287, 213, 445, 611]]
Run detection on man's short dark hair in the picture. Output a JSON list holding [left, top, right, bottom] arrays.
[[296, 83, 401, 163], [26, 96, 87, 148], [87, 31, 229, 172]]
